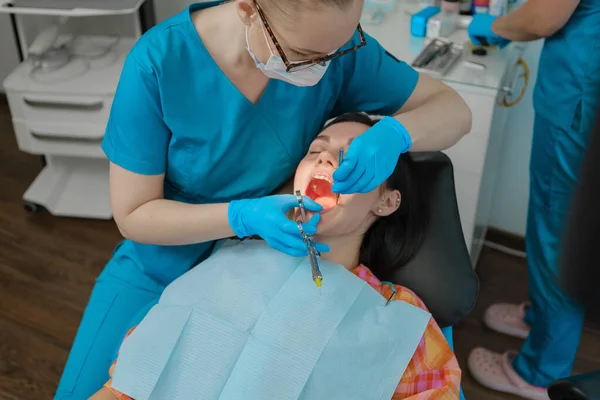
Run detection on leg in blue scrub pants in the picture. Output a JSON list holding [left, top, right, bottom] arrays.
[[512, 112, 588, 387], [54, 258, 163, 399]]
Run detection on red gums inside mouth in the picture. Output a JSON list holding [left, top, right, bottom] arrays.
[[305, 178, 337, 210]]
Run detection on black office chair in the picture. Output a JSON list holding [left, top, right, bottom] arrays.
[[548, 371, 600, 400], [394, 152, 479, 331]]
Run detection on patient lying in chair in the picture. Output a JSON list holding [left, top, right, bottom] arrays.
[[92, 113, 461, 400]]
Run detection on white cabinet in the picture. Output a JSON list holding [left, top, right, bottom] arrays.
[[0, 0, 148, 218], [445, 72, 517, 265], [3, 37, 135, 219]]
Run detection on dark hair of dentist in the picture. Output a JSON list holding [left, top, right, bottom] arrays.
[[54, 0, 470, 398]]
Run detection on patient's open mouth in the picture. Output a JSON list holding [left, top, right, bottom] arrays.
[[306, 173, 337, 210]]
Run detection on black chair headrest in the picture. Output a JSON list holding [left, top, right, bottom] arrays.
[[393, 152, 479, 328]]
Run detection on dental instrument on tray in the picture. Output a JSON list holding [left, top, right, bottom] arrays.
[[336, 148, 344, 205], [411, 38, 463, 77], [295, 190, 323, 288]]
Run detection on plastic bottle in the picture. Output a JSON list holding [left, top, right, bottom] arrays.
[[459, 0, 472, 13], [489, 0, 507, 16], [442, 0, 460, 14], [472, 0, 489, 14]]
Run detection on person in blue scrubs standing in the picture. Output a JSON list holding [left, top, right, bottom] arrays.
[[54, 0, 471, 398], [467, 0, 600, 398]]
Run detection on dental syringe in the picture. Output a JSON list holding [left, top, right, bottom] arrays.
[[295, 190, 323, 288], [336, 148, 344, 205]]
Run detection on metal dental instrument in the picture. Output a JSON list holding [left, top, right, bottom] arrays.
[[296, 191, 308, 223], [295, 190, 323, 288], [336, 148, 344, 205]]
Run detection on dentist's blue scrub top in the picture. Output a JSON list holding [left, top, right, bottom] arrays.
[[101, 2, 419, 288]]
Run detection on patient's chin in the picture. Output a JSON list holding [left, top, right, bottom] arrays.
[[315, 196, 336, 210], [292, 207, 337, 235]]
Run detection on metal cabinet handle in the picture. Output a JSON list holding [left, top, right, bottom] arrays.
[[498, 57, 530, 108], [30, 131, 104, 142], [23, 96, 104, 111]]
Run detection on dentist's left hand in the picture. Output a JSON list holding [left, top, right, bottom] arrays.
[[228, 194, 330, 257], [332, 116, 412, 194]]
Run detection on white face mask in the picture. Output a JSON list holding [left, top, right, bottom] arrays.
[[245, 24, 331, 87]]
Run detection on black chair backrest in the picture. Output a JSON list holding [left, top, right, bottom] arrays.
[[393, 152, 479, 328]]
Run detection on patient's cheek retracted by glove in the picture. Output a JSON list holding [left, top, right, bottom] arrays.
[[295, 190, 323, 288]]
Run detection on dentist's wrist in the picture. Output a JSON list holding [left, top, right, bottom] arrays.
[[381, 116, 412, 153], [228, 199, 253, 238], [490, 16, 510, 41]]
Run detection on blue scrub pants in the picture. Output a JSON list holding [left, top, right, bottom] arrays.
[[512, 113, 587, 388], [54, 259, 163, 399]]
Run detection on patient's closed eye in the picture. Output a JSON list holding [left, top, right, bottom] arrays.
[[308, 144, 326, 154]]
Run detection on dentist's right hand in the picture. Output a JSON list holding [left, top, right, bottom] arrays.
[[228, 194, 330, 257]]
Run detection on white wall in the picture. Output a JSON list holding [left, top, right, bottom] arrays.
[[489, 40, 544, 236], [153, 0, 196, 22], [0, 15, 20, 93]]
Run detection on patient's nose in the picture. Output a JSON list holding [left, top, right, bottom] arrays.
[[316, 151, 337, 168]]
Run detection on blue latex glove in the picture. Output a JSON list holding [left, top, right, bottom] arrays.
[[468, 14, 511, 48], [332, 116, 411, 194], [228, 194, 330, 257]]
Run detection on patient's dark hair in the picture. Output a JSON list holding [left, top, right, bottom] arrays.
[[323, 113, 429, 281]]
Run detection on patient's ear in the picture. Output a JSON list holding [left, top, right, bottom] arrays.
[[373, 189, 401, 217]]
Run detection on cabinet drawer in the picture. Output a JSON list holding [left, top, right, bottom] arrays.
[[12, 119, 106, 158], [453, 169, 482, 229], [443, 132, 489, 176], [6, 91, 112, 126]]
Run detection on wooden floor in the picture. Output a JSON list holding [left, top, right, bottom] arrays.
[[1, 96, 599, 399]]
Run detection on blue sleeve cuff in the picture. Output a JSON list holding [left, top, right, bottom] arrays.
[[102, 137, 166, 176], [333, 32, 420, 117], [374, 60, 419, 116]]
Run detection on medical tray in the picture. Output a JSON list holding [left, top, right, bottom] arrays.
[[411, 38, 464, 77]]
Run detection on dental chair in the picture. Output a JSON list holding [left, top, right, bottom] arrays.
[[395, 152, 480, 400]]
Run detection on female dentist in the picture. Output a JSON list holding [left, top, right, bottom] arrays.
[[54, 0, 471, 398], [467, 0, 600, 398]]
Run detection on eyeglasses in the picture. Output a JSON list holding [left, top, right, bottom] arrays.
[[253, 0, 367, 73]]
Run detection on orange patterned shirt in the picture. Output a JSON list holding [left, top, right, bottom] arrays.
[[105, 265, 461, 400]]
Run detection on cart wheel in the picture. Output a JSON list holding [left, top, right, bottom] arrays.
[[23, 201, 40, 214]]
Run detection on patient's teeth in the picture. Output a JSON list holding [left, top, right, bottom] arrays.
[[312, 174, 333, 185]]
